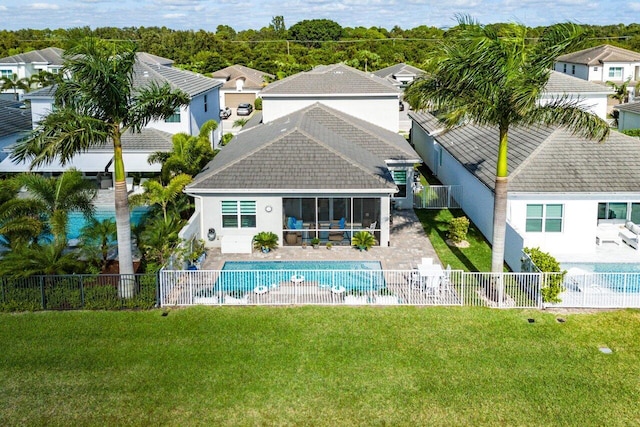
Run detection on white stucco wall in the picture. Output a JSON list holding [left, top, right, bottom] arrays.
[[539, 92, 609, 120], [554, 62, 589, 80], [262, 96, 400, 132]]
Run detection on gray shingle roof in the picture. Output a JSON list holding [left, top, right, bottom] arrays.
[[188, 103, 419, 191], [0, 99, 31, 138], [260, 63, 399, 96], [23, 85, 57, 99], [545, 71, 613, 94], [0, 47, 64, 65], [132, 60, 221, 97], [556, 44, 640, 65], [410, 110, 640, 193], [212, 64, 274, 90], [614, 101, 640, 114], [88, 128, 174, 152], [372, 63, 425, 80], [136, 52, 173, 66]]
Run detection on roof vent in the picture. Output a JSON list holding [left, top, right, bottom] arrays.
[[143, 71, 149, 77]]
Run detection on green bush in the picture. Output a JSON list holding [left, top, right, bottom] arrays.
[[220, 133, 234, 146], [621, 128, 640, 137], [45, 285, 83, 310], [0, 283, 42, 312], [351, 231, 376, 251], [523, 247, 565, 303], [254, 97, 262, 110], [84, 285, 121, 310], [447, 216, 470, 243]]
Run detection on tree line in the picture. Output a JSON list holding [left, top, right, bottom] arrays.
[[3, 18, 640, 79]]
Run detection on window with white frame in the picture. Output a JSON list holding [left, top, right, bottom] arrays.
[[164, 108, 181, 123], [391, 170, 407, 198], [609, 67, 623, 79], [221, 200, 256, 228], [0, 69, 12, 78], [526, 204, 563, 232]]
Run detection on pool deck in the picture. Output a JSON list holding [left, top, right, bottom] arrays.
[[200, 209, 440, 271]]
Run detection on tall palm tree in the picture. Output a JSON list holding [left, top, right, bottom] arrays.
[[18, 169, 97, 247], [148, 119, 217, 184], [10, 38, 189, 292], [129, 174, 192, 223], [606, 78, 631, 104], [405, 18, 610, 274], [0, 73, 31, 100]]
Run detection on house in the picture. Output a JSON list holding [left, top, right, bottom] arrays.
[[0, 47, 64, 100], [211, 64, 274, 109], [541, 71, 613, 120], [410, 110, 640, 270], [0, 98, 31, 161], [0, 52, 222, 177], [371, 63, 425, 89], [554, 44, 640, 96], [614, 101, 640, 130], [184, 103, 421, 251], [259, 64, 401, 132]]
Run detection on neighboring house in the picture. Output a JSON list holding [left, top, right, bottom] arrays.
[[372, 63, 425, 89], [554, 44, 640, 95], [211, 64, 274, 109], [410, 110, 640, 270], [185, 103, 421, 251], [541, 71, 612, 120], [0, 99, 31, 161], [0, 52, 222, 177], [260, 64, 401, 133], [614, 101, 640, 130], [0, 47, 64, 99]]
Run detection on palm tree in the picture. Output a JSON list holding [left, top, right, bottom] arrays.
[[0, 178, 46, 248], [0, 241, 84, 278], [10, 38, 189, 290], [129, 174, 192, 223], [148, 119, 217, 184], [18, 169, 96, 246], [0, 73, 31, 100], [606, 78, 631, 104], [29, 70, 61, 90], [80, 217, 117, 271], [405, 18, 610, 274]]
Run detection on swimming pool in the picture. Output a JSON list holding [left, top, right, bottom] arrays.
[[67, 207, 150, 240], [214, 260, 385, 293], [562, 263, 640, 293]]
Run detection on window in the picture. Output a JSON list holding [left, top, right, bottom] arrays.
[[221, 200, 256, 228], [391, 170, 407, 198], [598, 202, 628, 220], [204, 95, 208, 113], [571, 65, 575, 75], [563, 64, 567, 73], [609, 67, 623, 79], [594, 66, 598, 71], [526, 204, 563, 232], [165, 109, 181, 123], [0, 69, 12, 78]]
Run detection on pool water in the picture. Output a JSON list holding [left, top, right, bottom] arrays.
[[215, 260, 385, 293], [562, 263, 640, 292], [67, 207, 150, 240], [562, 263, 640, 274]]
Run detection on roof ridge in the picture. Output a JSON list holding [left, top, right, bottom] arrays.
[[509, 126, 560, 180]]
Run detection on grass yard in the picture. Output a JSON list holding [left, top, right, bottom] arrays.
[[1, 307, 640, 426]]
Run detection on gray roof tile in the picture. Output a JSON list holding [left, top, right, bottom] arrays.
[[90, 127, 173, 152], [260, 63, 399, 96], [556, 44, 640, 65], [0, 99, 31, 138], [212, 64, 274, 90], [545, 71, 612, 94], [372, 63, 426, 80], [614, 101, 640, 114], [0, 47, 64, 66]]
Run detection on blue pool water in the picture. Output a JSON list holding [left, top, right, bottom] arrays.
[[67, 207, 150, 240], [562, 263, 640, 292], [215, 260, 385, 293]]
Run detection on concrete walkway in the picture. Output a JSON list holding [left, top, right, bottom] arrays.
[[201, 209, 439, 270]]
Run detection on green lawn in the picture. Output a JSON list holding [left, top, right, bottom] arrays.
[[2, 307, 640, 426]]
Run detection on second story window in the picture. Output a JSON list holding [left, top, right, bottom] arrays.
[[0, 69, 12, 78], [571, 65, 575, 75], [563, 64, 567, 73], [204, 95, 208, 113], [609, 67, 623, 79], [165, 108, 181, 123]]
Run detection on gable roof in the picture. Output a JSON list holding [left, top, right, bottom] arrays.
[[372, 63, 425, 79], [188, 103, 419, 192], [410, 110, 640, 193], [0, 99, 31, 139], [556, 44, 640, 65], [614, 101, 640, 114], [0, 47, 64, 66], [260, 63, 399, 96], [89, 127, 174, 152], [211, 64, 274, 90], [136, 52, 173, 67], [544, 71, 612, 94]]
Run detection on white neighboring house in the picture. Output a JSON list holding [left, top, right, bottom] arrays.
[[0, 47, 64, 100], [0, 99, 31, 161], [410, 110, 640, 271], [541, 71, 613, 120], [211, 64, 274, 109], [554, 44, 640, 97], [259, 63, 401, 133], [184, 103, 421, 251], [0, 52, 222, 178], [371, 62, 425, 89]]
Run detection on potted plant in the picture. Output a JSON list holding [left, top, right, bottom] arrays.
[[311, 237, 320, 248], [326, 242, 333, 250], [351, 231, 377, 251], [253, 231, 279, 253]]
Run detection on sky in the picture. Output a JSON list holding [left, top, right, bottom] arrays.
[[0, 0, 639, 32]]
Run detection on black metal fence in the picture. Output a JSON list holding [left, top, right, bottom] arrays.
[[0, 274, 158, 312]]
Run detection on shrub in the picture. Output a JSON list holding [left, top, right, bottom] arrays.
[[220, 133, 234, 146], [351, 231, 376, 251], [253, 231, 279, 251], [447, 216, 470, 243], [621, 128, 640, 137], [254, 97, 262, 110], [523, 247, 565, 303]]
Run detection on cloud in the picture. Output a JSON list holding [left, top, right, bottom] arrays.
[[630, 2, 640, 11], [30, 3, 60, 10], [163, 13, 187, 18], [0, 5, 8, 11]]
